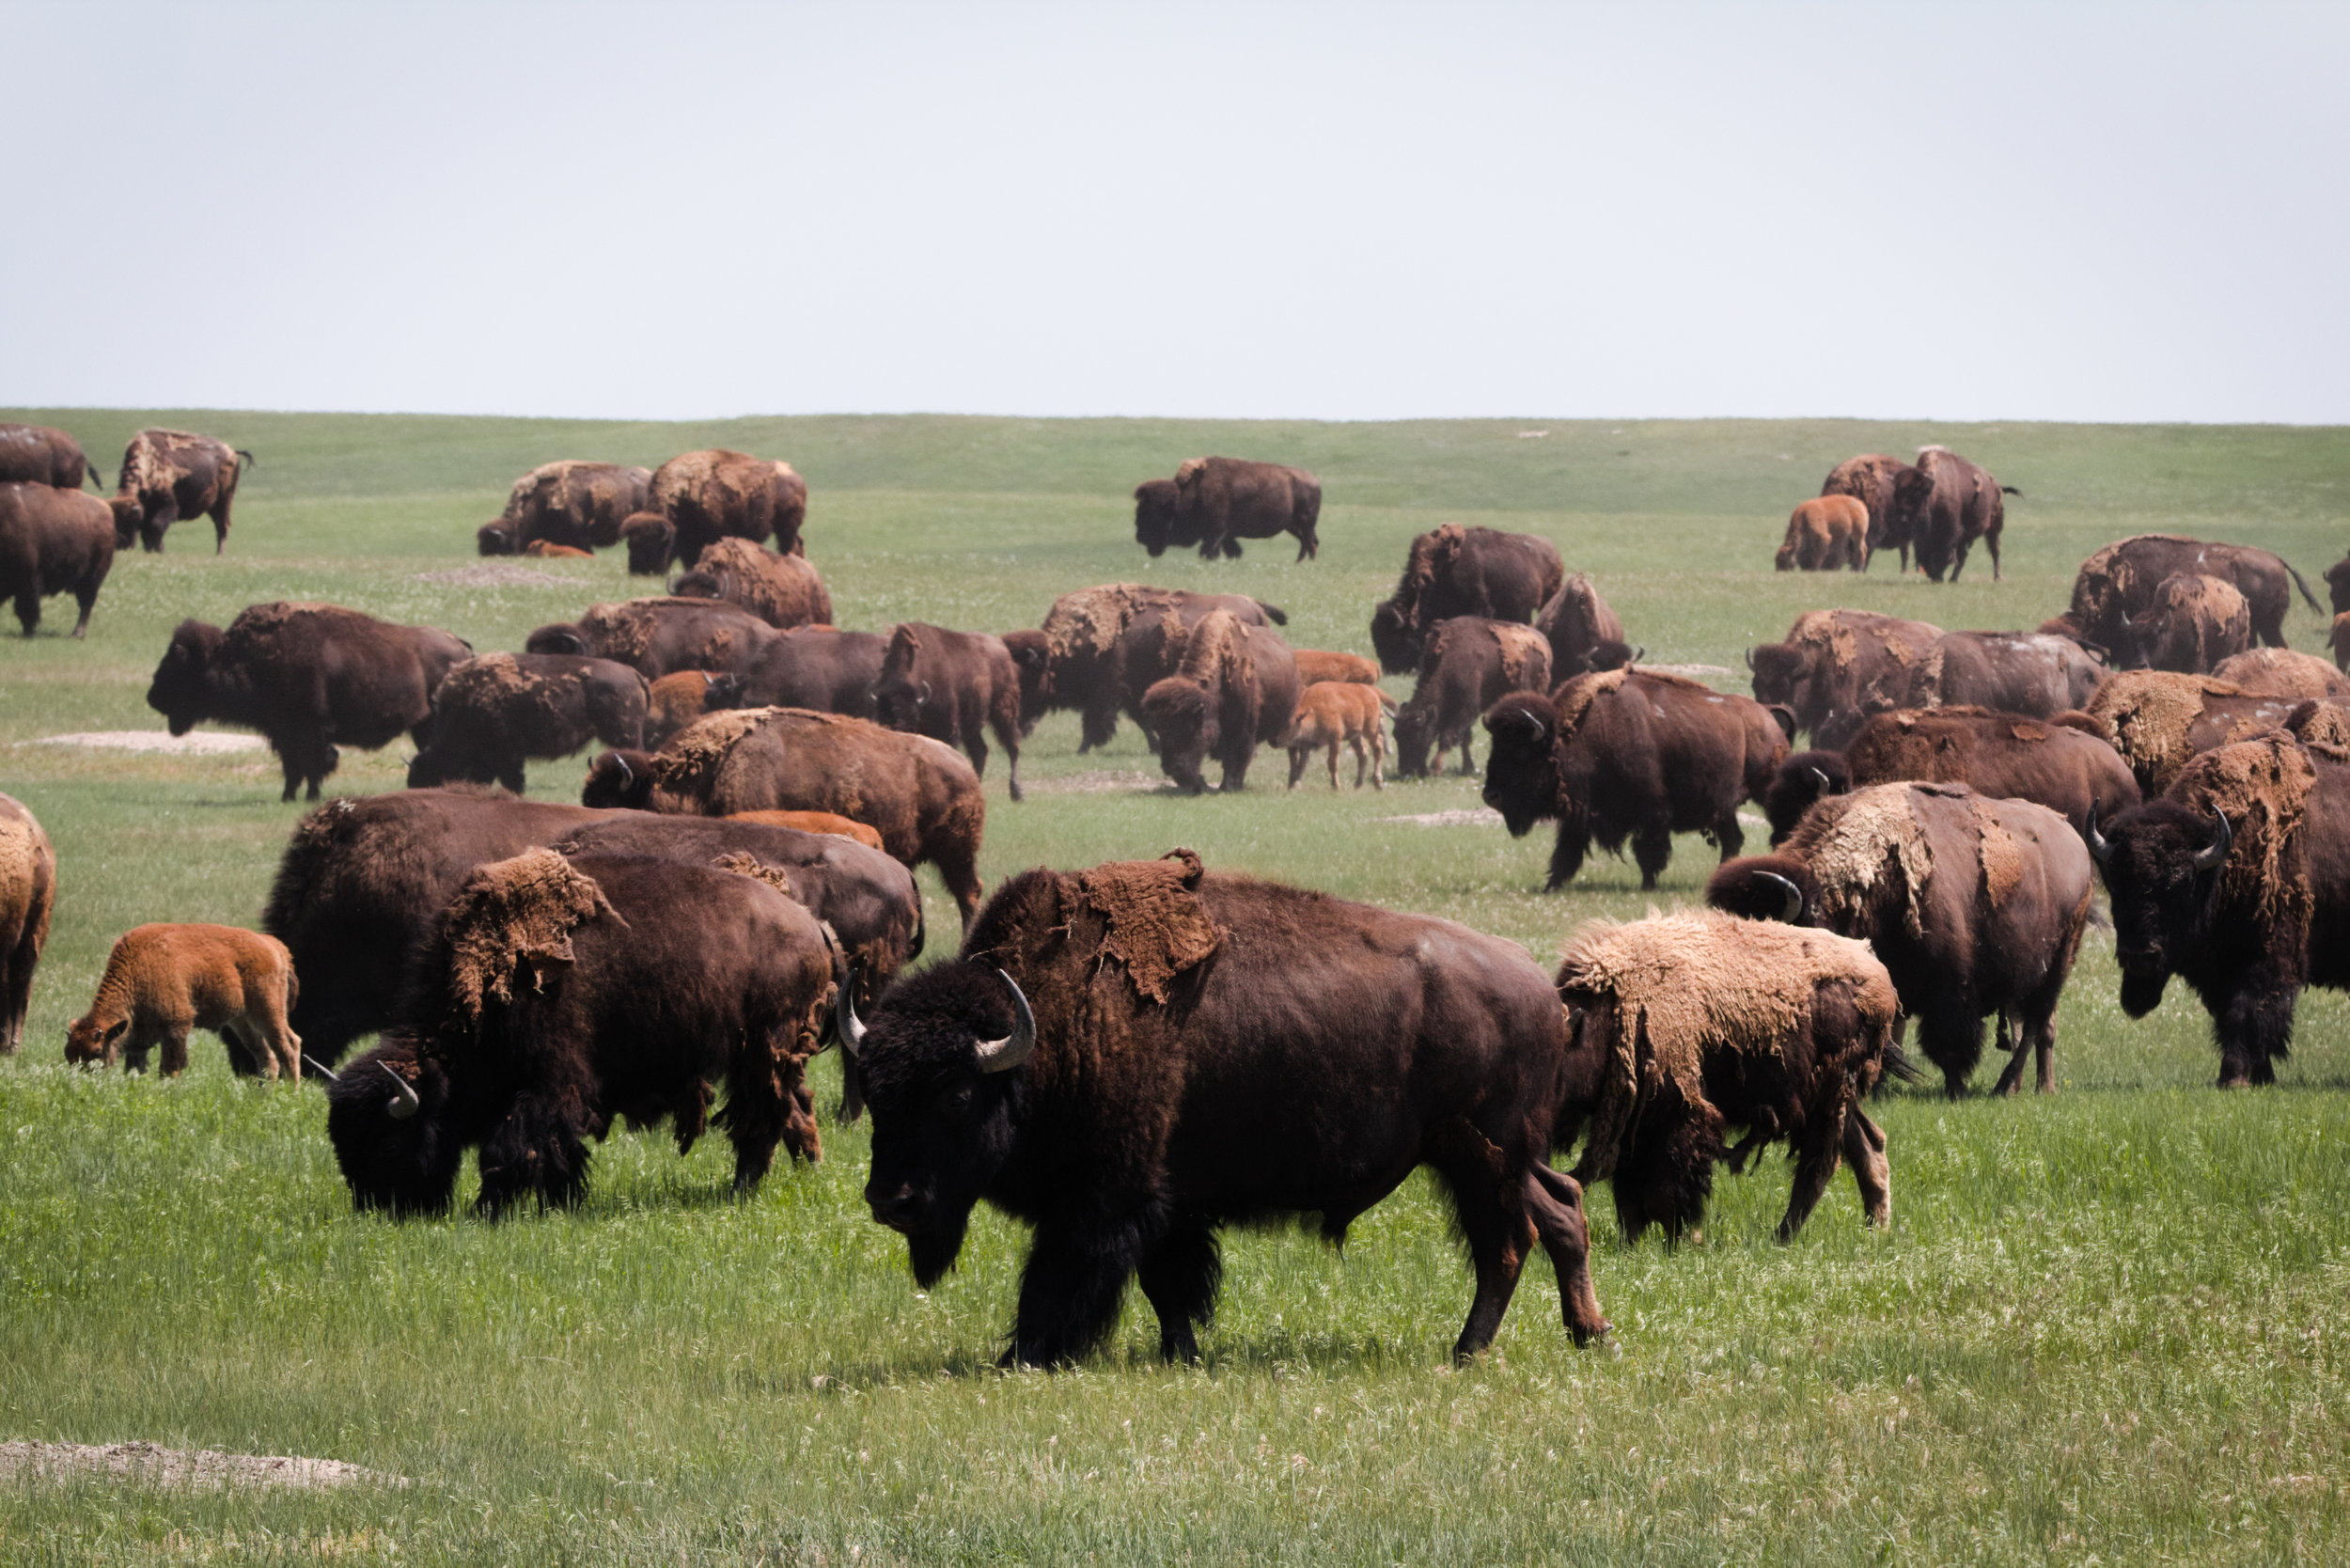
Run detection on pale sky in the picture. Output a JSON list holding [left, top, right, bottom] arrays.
[[7, 2, 2345, 424]]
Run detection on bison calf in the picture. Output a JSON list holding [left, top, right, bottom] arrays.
[[66, 924, 302, 1080], [1283, 681, 1393, 790], [1775, 494, 1869, 572]]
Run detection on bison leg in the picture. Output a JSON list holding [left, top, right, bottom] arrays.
[[0, 919, 39, 1052], [1007, 1217, 1145, 1368], [1544, 821, 1590, 891], [477, 1094, 592, 1215], [141, 500, 178, 553], [1326, 739, 1344, 791], [1918, 1006, 1987, 1098], [1286, 746, 1308, 790], [1777, 1088, 1852, 1243], [72, 582, 98, 637], [1616, 1090, 1720, 1242], [1136, 1220, 1221, 1364], [1631, 822, 1673, 891], [1078, 696, 1120, 753], [158, 1022, 193, 1078], [1524, 1165, 1609, 1345], [1348, 735, 1368, 790], [1991, 1013, 2032, 1097], [1842, 1108, 1890, 1229], [2211, 976, 2297, 1088], [1435, 1168, 1531, 1361], [9, 590, 36, 637]]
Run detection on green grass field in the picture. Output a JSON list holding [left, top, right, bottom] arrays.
[[3, 407, 2347, 1564]]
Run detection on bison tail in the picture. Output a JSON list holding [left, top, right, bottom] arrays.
[[236, 448, 258, 470], [2285, 561, 2326, 614], [1878, 1040, 1924, 1089], [1999, 484, 2021, 497], [83, 464, 107, 492], [1253, 599, 1290, 626]]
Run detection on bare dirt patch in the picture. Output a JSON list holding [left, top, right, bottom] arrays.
[[24, 731, 267, 755], [0, 1439, 404, 1490], [411, 563, 575, 588], [1026, 770, 1165, 795], [1640, 663, 1732, 679], [1375, 808, 1504, 827]]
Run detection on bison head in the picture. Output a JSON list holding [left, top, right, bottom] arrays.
[[64, 1011, 130, 1068], [1000, 631, 1053, 734], [873, 632, 928, 734], [582, 749, 655, 808], [1141, 676, 1214, 793], [1479, 692, 1561, 835], [2087, 800, 2232, 1016], [107, 494, 143, 549], [476, 518, 519, 557], [837, 961, 1035, 1288], [1762, 749, 1848, 844], [1746, 644, 1812, 723], [1133, 479, 1181, 557], [1585, 640, 1638, 675], [145, 619, 226, 736], [325, 1039, 463, 1217], [406, 745, 450, 789], [1774, 541, 1797, 572], [669, 569, 722, 600], [1370, 601, 1420, 677], [1889, 463, 1935, 535], [1390, 703, 1441, 779], [1705, 855, 1819, 924], [620, 512, 674, 576]]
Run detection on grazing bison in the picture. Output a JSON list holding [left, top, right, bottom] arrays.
[[645, 669, 744, 745], [1906, 631, 2103, 716], [838, 850, 1608, 1365], [111, 429, 249, 554], [649, 449, 807, 565], [1371, 525, 1565, 675], [1556, 911, 1896, 1240], [1137, 610, 1300, 794], [475, 518, 520, 556], [2209, 648, 2350, 701], [1283, 681, 1393, 790], [670, 538, 832, 629], [1892, 446, 2012, 583], [1150, 456, 1322, 561], [2070, 534, 2321, 658], [873, 622, 1026, 802], [1822, 453, 1913, 571], [1482, 670, 1784, 889], [525, 596, 776, 679], [326, 851, 836, 1215], [620, 511, 676, 575], [1762, 707, 2138, 843], [406, 653, 650, 792], [65, 924, 302, 1080], [148, 603, 471, 800], [583, 706, 988, 924], [2084, 670, 2302, 795], [1775, 494, 1869, 572], [1711, 782, 2093, 1096], [2087, 729, 2349, 1086], [736, 627, 887, 718], [0, 481, 115, 636], [0, 793, 56, 1055], [1392, 618, 1552, 778], [1747, 609, 1945, 747], [1025, 585, 1285, 752], [1531, 573, 1627, 680], [1292, 649, 1381, 686], [2129, 572, 2253, 673], [498, 461, 651, 552], [0, 424, 101, 491]]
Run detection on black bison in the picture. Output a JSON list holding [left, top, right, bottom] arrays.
[[2070, 534, 2321, 657], [2087, 728, 2347, 1086], [1392, 618, 1552, 778], [111, 428, 250, 554], [2209, 648, 2350, 702], [525, 596, 776, 679], [1022, 585, 1285, 752], [1371, 524, 1565, 675], [620, 511, 675, 574], [148, 603, 471, 800], [1891, 446, 2012, 583], [326, 851, 836, 1215], [406, 653, 650, 792], [1482, 669, 1785, 889], [649, 448, 807, 565], [2083, 670, 2303, 795], [1821, 453, 1913, 571], [476, 517, 520, 556], [837, 849, 1608, 1365], [670, 538, 832, 629], [735, 627, 887, 718], [2127, 572, 2254, 673], [1136, 456, 1322, 561], [1711, 782, 2094, 1096], [0, 792, 56, 1055], [495, 460, 651, 552], [874, 622, 1026, 802], [0, 424, 102, 491], [0, 481, 115, 636], [1906, 631, 2103, 715], [1775, 495, 1869, 572], [1747, 609, 1946, 747], [582, 706, 987, 924], [1761, 707, 2138, 843], [1137, 609, 1300, 794], [1555, 910, 1896, 1240]]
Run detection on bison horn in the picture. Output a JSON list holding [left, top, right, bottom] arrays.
[[1754, 870, 1806, 922], [612, 753, 634, 791], [380, 1060, 420, 1121], [1514, 707, 1545, 743], [2085, 808, 2113, 865], [2193, 810, 2232, 870], [835, 960, 869, 1057], [301, 1054, 339, 1083], [918, 680, 933, 707], [1744, 648, 1757, 671], [972, 968, 1036, 1074], [1809, 766, 1833, 794], [1630, 646, 1646, 666]]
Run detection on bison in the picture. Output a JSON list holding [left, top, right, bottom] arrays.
[[1371, 524, 1565, 675], [0, 792, 56, 1055], [2070, 534, 2321, 657], [497, 460, 651, 552], [326, 851, 837, 1215], [836, 849, 1608, 1365], [873, 622, 1026, 802], [1555, 910, 1896, 1240], [1291, 649, 1381, 686], [645, 669, 744, 745], [2128, 572, 2254, 673], [65, 924, 302, 1080], [1145, 456, 1322, 561], [670, 538, 832, 629], [148, 603, 471, 801], [406, 653, 650, 792], [735, 627, 886, 718], [1137, 610, 1300, 794], [2209, 648, 2350, 701], [1532, 573, 1627, 680], [1905, 631, 2103, 715], [1892, 446, 2012, 583], [1391, 618, 1552, 778], [1481, 669, 1785, 890], [1710, 782, 2094, 1096], [649, 448, 807, 565], [620, 511, 676, 575], [2083, 670, 2303, 795], [1747, 609, 1946, 747], [0, 424, 101, 491], [1023, 585, 1284, 753], [111, 428, 249, 554], [1282, 681, 1393, 790], [1775, 494, 1869, 572], [525, 596, 776, 679], [0, 481, 115, 636], [1821, 453, 1913, 571]]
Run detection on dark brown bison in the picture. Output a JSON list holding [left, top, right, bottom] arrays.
[[1024, 585, 1285, 752], [873, 622, 1025, 802], [475, 518, 520, 556], [1775, 495, 1869, 572], [1482, 670, 1786, 889], [582, 706, 987, 924], [735, 627, 886, 717], [525, 596, 776, 679], [1762, 707, 2138, 843], [2326, 551, 2350, 616], [2083, 670, 2304, 795], [1137, 610, 1300, 793], [1371, 525, 1565, 675], [837, 850, 1608, 1365], [498, 461, 652, 552], [669, 538, 832, 629], [1905, 631, 2103, 715], [1555, 911, 1895, 1240], [1392, 618, 1552, 778], [406, 653, 650, 792], [0, 792, 56, 1055], [620, 511, 675, 575], [0, 482, 115, 636], [2210, 648, 2350, 701], [1711, 782, 2094, 1096], [148, 604, 471, 800], [1891, 446, 2011, 583], [111, 428, 249, 554], [649, 449, 807, 565], [2070, 534, 2321, 658], [0, 424, 101, 491], [325, 851, 836, 1215], [2128, 572, 2254, 673], [1533, 574, 1631, 679], [1139, 456, 1322, 561], [1747, 609, 1946, 747], [1822, 453, 1913, 571], [2087, 729, 2349, 1086]]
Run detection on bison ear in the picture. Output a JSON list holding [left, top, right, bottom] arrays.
[[1161, 847, 1206, 887]]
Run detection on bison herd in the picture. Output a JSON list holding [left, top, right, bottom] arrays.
[[9, 427, 2350, 1369]]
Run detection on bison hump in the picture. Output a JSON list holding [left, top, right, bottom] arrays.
[[1073, 848, 1224, 1004]]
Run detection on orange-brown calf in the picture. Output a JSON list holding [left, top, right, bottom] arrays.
[[1292, 649, 1381, 686], [1282, 681, 1393, 790], [1775, 494, 1870, 572], [728, 809, 887, 854], [66, 924, 302, 1079]]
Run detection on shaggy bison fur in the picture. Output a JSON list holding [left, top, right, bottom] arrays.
[[111, 428, 249, 554], [1747, 609, 1946, 747], [649, 448, 808, 564], [669, 538, 832, 629], [65, 924, 301, 1080], [1392, 618, 1552, 778], [1371, 524, 1565, 675], [1139, 610, 1301, 793], [524, 596, 776, 679], [407, 653, 650, 792]]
